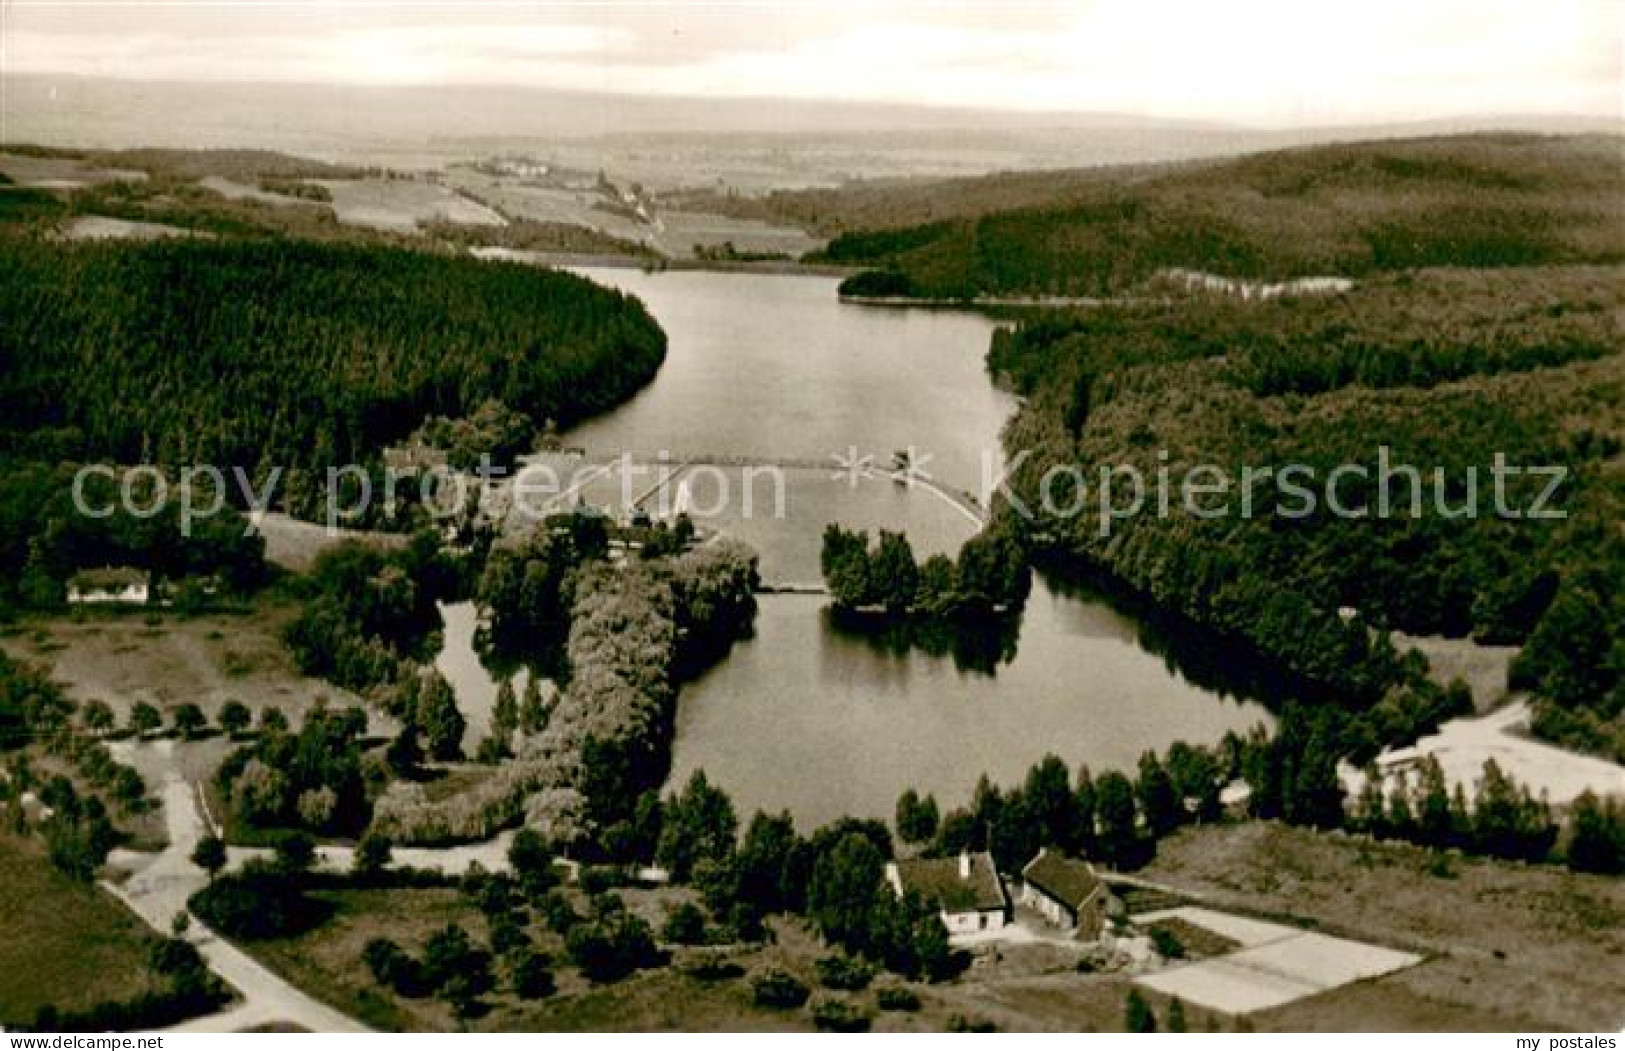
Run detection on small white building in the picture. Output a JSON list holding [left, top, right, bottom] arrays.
[[886, 851, 1009, 936], [66, 567, 150, 605]]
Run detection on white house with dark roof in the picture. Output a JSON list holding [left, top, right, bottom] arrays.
[[885, 850, 1009, 936], [1020, 848, 1112, 939], [66, 566, 150, 605]]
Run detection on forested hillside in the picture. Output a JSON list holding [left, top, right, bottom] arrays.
[[811, 135, 1625, 298], [0, 237, 665, 475], [987, 265, 1624, 760]]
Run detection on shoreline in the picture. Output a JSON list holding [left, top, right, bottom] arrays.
[[838, 292, 1126, 309], [469, 246, 856, 278]]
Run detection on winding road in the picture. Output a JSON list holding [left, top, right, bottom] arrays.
[[104, 776, 369, 1033]]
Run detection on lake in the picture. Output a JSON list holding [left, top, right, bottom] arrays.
[[440, 266, 1270, 827]]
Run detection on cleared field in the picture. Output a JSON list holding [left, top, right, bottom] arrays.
[[650, 209, 823, 259], [0, 600, 367, 735], [250, 510, 408, 573], [0, 834, 164, 1026], [1134, 910, 1420, 1015], [438, 170, 822, 260], [1392, 632, 1519, 712], [198, 176, 313, 208], [442, 174, 651, 244], [1141, 822, 1625, 1032], [316, 178, 505, 234]]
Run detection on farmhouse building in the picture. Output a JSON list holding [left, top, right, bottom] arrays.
[[886, 851, 1009, 936], [66, 567, 150, 606], [1020, 848, 1111, 939]]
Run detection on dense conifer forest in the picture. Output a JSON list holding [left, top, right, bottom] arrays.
[[986, 265, 1623, 759], [0, 237, 665, 475]]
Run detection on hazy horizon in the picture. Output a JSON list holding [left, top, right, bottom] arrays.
[[4, 1, 1619, 130]]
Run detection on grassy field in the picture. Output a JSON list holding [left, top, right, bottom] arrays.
[[0, 599, 370, 731], [243, 879, 1118, 1033], [315, 178, 506, 235], [1141, 822, 1625, 1032], [0, 599, 385, 800], [239, 819, 1625, 1032], [0, 834, 165, 1026]]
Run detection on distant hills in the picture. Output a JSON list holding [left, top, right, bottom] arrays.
[[796, 133, 1625, 297], [5, 75, 1619, 184]]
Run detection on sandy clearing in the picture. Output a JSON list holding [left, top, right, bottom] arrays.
[[1137, 954, 1319, 1014], [1341, 699, 1625, 808], [1243, 931, 1418, 987]]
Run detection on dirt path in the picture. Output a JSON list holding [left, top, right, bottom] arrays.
[[104, 777, 369, 1034]]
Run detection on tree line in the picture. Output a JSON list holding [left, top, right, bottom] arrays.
[[887, 711, 1621, 878], [820, 525, 1030, 618]]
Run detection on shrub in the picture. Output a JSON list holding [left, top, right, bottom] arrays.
[[815, 953, 875, 991], [354, 832, 393, 877], [537, 890, 579, 934], [565, 911, 659, 983], [509, 947, 555, 1000], [1149, 926, 1186, 960], [681, 954, 745, 982], [363, 938, 405, 985], [750, 968, 809, 1010], [187, 864, 328, 939], [661, 901, 710, 945], [1125, 989, 1157, 1033], [422, 924, 493, 997], [490, 916, 531, 957], [876, 985, 922, 1012], [811, 996, 872, 1033], [947, 1013, 998, 1032]]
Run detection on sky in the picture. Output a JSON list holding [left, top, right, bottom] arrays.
[[3, 0, 1621, 126]]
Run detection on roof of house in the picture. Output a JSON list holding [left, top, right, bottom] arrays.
[[1021, 848, 1101, 908], [69, 566, 147, 589], [892, 852, 1006, 913]]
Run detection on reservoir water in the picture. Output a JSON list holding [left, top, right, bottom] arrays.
[[440, 267, 1270, 827]]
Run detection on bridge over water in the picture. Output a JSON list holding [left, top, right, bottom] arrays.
[[581, 450, 992, 530]]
